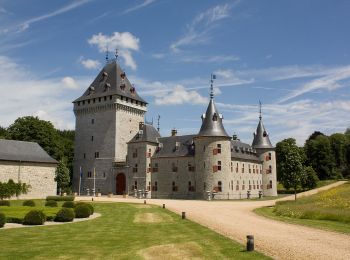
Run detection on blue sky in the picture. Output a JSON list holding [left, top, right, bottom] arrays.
[[1, 0, 350, 145]]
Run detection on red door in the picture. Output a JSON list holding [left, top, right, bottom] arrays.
[[116, 173, 126, 195]]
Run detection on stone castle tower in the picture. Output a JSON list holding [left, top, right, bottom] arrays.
[[72, 60, 147, 195], [252, 107, 277, 196]]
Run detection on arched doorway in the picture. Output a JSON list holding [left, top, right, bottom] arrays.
[[116, 173, 126, 195]]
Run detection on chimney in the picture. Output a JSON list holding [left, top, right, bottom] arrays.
[[139, 122, 144, 130], [171, 128, 177, 136]]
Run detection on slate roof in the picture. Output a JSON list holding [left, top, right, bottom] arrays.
[[153, 135, 195, 158], [129, 123, 160, 144], [198, 99, 229, 137], [73, 60, 147, 104], [231, 140, 261, 162], [0, 139, 58, 164], [252, 119, 273, 149]]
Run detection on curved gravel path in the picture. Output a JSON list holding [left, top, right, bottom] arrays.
[[77, 181, 350, 260]]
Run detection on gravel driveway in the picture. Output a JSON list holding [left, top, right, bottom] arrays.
[[78, 181, 350, 260]]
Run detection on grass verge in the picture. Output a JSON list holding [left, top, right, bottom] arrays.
[[0, 202, 269, 259]]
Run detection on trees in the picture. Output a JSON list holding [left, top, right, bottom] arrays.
[[304, 135, 335, 180], [0, 179, 30, 200], [55, 160, 71, 194], [301, 166, 319, 190], [276, 138, 304, 200], [0, 126, 7, 139]]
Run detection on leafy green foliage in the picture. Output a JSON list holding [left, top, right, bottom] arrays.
[[23, 210, 46, 225], [0, 201, 10, 206], [276, 138, 304, 199], [301, 166, 319, 190], [6, 116, 74, 188], [74, 204, 91, 218], [0, 126, 7, 139], [46, 196, 75, 201], [0, 179, 30, 200], [22, 200, 35, 207], [54, 208, 75, 222], [45, 200, 58, 207], [0, 212, 5, 228], [62, 201, 75, 208], [75, 202, 94, 214], [55, 160, 70, 193]]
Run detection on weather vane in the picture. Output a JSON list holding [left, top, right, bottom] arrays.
[[259, 100, 262, 120], [210, 74, 216, 99], [105, 46, 109, 63], [115, 49, 118, 60]]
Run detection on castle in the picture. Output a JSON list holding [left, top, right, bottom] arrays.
[[72, 59, 277, 199]]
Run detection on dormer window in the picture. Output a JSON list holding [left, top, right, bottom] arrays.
[[104, 83, 111, 92], [130, 86, 135, 94], [88, 86, 95, 95], [263, 131, 267, 137], [120, 72, 126, 79], [120, 83, 126, 90], [212, 112, 218, 121], [175, 142, 180, 150]]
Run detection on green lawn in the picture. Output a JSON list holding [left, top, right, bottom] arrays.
[[255, 182, 350, 234], [0, 202, 269, 259], [277, 179, 338, 194]]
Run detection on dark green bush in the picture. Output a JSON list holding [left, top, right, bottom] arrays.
[[0, 212, 6, 228], [74, 204, 91, 218], [76, 202, 94, 215], [54, 208, 75, 222], [23, 210, 46, 225], [45, 200, 58, 207], [46, 215, 55, 222], [23, 200, 35, 207], [62, 201, 75, 208], [46, 196, 75, 201], [0, 200, 10, 206], [6, 217, 23, 224]]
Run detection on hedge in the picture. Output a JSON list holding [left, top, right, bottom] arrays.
[[0, 213, 5, 228], [74, 204, 91, 218], [45, 200, 58, 207], [0, 200, 10, 206], [46, 196, 75, 202], [75, 202, 94, 215], [62, 201, 75, 208], [23, 200, 35, 207], [23, 210, 46, 225], [54, 208, 75, 222]]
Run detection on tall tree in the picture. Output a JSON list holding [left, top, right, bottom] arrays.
[[329, 133, 348, 170], [55, 160, 71, 194], [301, 166, 319, 190], [0, 126, 7, 139], [276, 138, 304, 200], [304, 135, 336, 179]]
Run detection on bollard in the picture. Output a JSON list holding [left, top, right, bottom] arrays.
[[246, 235, 254, 251], [92, 198, 94, 201], [162, 204, 165, 209], [144, 200, 146, 204], [182, 212, 186, 219]]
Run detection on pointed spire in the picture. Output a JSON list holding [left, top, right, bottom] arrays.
[[198, 74, 228, 137], [210, 74, 216, 99], [157, 115, 160, 132], [259, 100, 262, 120], [115, 48, 118, 61], [252, 101, 273, 148], [105, 46, 109, 64]]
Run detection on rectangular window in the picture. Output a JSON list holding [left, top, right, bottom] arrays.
[[132, 149, 138, 158], [91, 119, 95, 124], [95, 152, 99, 158], [83, 153, 86, 159], [133, 164, 138, 173], [218, 161, 222, 171], [217, 144, 221, 154], [152, 163, 158, 173], [172, 163, 178, 172], [91, 136, 94, 141], [146, 148, 151, 158]]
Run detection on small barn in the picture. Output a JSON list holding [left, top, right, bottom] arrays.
[[0, 139, 58, 199]]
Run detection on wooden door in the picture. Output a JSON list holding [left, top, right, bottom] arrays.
[[116, 173, 126, 195]]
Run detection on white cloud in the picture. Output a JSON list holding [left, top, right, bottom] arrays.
[[12, 0, 91, 33], [181, 55, 239, 63], [152, 53, 165, 59], [80, 58, 101, 69], [0, 55, 89, 129], [154, 85, 208, 105], [88, 32, 140, 70], [61, 76, 79, 89], [170, 3, 236, 52], [123, 0, 156, 14], [278, 66, 350, 103]]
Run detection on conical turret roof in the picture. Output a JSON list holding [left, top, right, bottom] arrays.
[[198, 99, 229, 137], [73, 60, 147, 104], [252, 118, 273, 149]]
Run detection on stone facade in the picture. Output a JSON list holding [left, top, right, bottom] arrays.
[[73, 60, 277, 199], [0, 161, 57, 199]]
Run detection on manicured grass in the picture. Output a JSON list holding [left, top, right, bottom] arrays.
[[255, 182, 350, 234], [0, 200, 64, 220], [0, 202, 269, 259]]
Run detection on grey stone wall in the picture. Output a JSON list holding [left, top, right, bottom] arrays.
[[0, 161, 57, 199]]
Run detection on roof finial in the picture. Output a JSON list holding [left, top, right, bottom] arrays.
[[259, 100, 262, 120], [157, 115, 160, 132], [115, 48, 118, 60], [105, 46, 109, 64], [210, 74, 216, 99]]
